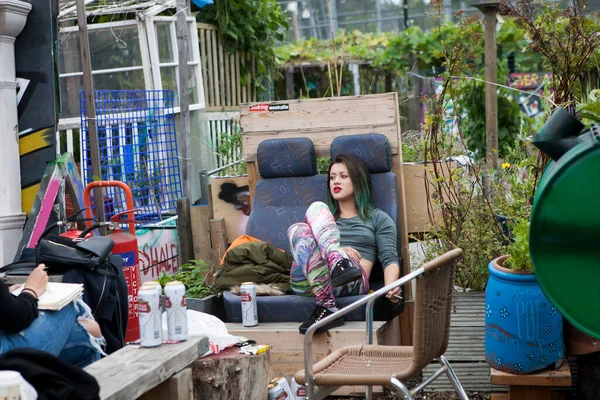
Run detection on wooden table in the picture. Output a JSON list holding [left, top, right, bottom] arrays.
[[490, 361, 572, 400]]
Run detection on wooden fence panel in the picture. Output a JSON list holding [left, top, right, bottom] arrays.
[[196, 23, 256, 111]]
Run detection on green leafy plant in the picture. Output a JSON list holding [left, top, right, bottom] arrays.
[[317, 157, 331, 174], [491, 141, 539, 220], [418, 5, 507, 291], [457, 78, 530, 160], [196, 0, 289, 93], [578, 89, 600, 124], [503, 217, 532, 271], [401, 130, 426, 163], [500, 0, 600, 112], [215, 128, 247, 176], [158, 260, 214, 299]]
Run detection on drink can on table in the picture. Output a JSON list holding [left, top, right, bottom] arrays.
[[138, 284, 162, 347], [146, 281, 163, 308], [290, 376, 306, 400], [164, 281, 188, 341], [267, 382, 288, 400], [147, 281, 162, 296], [240, 282, 258, 327]]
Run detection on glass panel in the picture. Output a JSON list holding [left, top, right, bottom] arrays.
[[94, 69, 146, 91], [187, 22, 198, 62], [59, 75, 83, 119], [89, 26, 142, 70], [156, 22, 174, 63], [160, 66, 179, 107], [187, 65, 199, 105], [59, 31, 82, 74]]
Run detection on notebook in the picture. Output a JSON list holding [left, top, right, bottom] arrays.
[[12, 282, 84, 311]]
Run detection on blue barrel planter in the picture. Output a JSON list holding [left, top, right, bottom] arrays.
[[485, 256, 564, 374]]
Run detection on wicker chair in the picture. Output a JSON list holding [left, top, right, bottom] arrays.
[[294, 248, 468, 400]]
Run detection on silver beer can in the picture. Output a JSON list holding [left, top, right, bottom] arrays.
[[267, 382, 288, 400], [164, 281, 188, 341], [139, 284, 162, 347], [270, 376, 295, 400], [290, 377, 306, 400], [240, 282, 258, 327]]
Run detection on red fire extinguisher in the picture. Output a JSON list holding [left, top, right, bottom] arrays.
[[60, 226, 92, 240], [84, 181, 141, 343]]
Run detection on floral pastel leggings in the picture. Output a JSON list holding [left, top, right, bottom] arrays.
[[287, 202, 368, 308]]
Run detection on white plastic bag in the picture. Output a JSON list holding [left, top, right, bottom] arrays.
[[162, 310, 237, 357]]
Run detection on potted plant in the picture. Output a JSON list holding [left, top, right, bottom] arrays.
[[485, 156, 564, 374], [158, 259, 226, 320]]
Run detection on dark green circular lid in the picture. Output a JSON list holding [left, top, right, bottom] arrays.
[[530, 130, 600, 337]]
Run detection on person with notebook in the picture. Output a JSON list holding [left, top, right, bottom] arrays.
[[0, 264, 104, 368]]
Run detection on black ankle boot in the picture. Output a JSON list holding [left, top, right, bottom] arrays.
[[330, 258, 362, 287], [299, 305, 345, 335]]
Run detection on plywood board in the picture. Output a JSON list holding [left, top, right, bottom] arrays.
[[403, 162, 458, 234], [210, 176, 250, 244], [240, 94, 400, 161]]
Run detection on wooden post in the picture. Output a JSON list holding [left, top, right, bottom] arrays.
[[246, 162, 258, 207], [285, 66, 295, 100], [473, 1, 499, 171], [176, 0, 191, 198], [210, 218, 227, 264], [76, 0, 104, 225], [177, 198, 195, 266], [190, 205, 214, 266]]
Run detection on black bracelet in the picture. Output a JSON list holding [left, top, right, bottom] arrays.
[[21, 288, 38, 300]]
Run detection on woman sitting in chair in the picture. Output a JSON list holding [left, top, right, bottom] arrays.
[[0, 264, 104, 368], [288, 153, 401, 334]]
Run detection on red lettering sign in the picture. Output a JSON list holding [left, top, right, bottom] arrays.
[[249, 103, 269, 112]]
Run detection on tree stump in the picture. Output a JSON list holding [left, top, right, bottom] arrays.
[[192, 346, 272, 400]]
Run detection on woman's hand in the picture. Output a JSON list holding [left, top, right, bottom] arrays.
[[386, 286, 401, 303], [24, 264, 48, 298], [8, 284, 23, 292], [342, 247, 361, 262]]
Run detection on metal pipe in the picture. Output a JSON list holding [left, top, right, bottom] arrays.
[[410, 365, 447, 395], [207, 160, 244, 176]]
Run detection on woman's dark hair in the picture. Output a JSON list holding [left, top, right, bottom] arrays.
[[327, 153, 373, 221]]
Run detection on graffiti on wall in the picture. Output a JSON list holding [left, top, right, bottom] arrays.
[[136, 218, 180, 282], [509, 72, 552, 119], [15, 0, 60, 215], [218, 182, 251, 215], [211, 177, 251, 243]]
